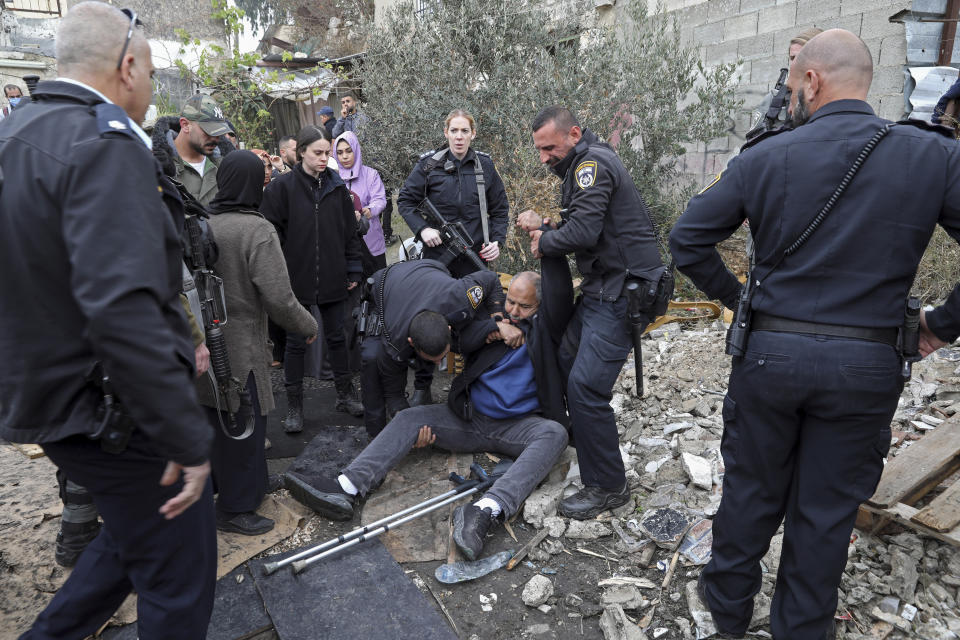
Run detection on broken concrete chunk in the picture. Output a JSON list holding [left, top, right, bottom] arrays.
[[601, 585, 646, 610], [680, 452, 712, 490], [598, 576, 657, 589], [599, 604, 648, 640], [889, 547, 919, 601], [542, 516, 566, 538], [522, 574, 554, 607], [685, 579, 718, 638], [565, 519, 612, 540], [522, 481, 565, 528], [664, 421, 693, 436]]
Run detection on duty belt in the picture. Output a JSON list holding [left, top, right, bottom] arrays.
[[752, 313, 898, 347]]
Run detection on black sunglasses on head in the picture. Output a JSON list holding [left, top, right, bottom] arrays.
[[116, 8, 144, 71]]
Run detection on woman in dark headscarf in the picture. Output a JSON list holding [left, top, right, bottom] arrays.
[[197, 150, 318, 536]]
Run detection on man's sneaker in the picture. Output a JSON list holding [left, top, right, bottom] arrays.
[[216, 511, 275, 536], [452, 504, 493, 561], [284, 471, 354, 521], [54, 519, 101, 567], [558, 483, 630, 520]]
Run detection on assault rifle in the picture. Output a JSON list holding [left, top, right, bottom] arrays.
[[419, 197, 488, 272], [178, 181, 254, 439]]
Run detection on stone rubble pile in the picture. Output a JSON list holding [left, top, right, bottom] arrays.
[[511, 323, 960, 639]]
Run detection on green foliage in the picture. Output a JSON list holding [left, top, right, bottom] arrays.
[[355, 0, 740, 273], [175, 0, 281, 149]]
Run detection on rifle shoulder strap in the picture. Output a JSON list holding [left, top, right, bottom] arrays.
[[474, 156, 490, 245], [377, 262, 403, 353]]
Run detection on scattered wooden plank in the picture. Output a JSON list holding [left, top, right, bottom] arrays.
[[867, 418, 960, 509], [10, 443, 44, 459], [505, 528, 549, 570], [911, 480, 960, 532], [861, 502, 960, 547]]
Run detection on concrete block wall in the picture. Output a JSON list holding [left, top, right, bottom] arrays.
[[631, 0, 913, 188]]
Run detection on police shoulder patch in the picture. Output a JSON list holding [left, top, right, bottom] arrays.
[[575, 160, 597, 189], [466, 285, 484, 309]]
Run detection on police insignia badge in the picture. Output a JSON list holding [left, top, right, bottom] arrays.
[[466, 285, 484, 309], [575, 161, 597, 189], [107, 120, 127, 130]]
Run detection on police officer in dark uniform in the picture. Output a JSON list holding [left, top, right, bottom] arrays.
[[398, 109, 510, 406], [518, 106, 665, 520], [0, 4, 216, 638], [351, 259, 514, 439], [398, 109, 509, 277], [670, 29, 960, 640]]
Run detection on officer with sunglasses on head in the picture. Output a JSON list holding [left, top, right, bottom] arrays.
[[1, 4, 216, 638]]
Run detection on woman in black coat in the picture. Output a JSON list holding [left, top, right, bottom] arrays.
[[261, 125, 365, 431]]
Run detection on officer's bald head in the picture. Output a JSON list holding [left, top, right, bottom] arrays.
[[57, 2, 148, 78], [787, 29, 873, 123]]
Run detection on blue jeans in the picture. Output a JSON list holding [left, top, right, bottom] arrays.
[[342, 404, 568, 518], [700, 331, 902, 639], [559, 295, 632, 490]]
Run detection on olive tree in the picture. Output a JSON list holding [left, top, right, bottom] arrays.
[[354, 0, 740, 270]]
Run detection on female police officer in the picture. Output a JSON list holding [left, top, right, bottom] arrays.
[[398, 109, 509, 276]]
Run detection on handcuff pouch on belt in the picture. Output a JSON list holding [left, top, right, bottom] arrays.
[[724, 123, 897, 360], [86, 363, 134, 455]]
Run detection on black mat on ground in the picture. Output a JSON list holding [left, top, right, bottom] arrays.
[[250, 540, 457, 640], [101, 564, 272, 640], [283, 426, 370, 483], [266, 384, 364, 459]]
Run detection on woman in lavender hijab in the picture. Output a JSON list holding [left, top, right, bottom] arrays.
[[334, 131, 388, 272]]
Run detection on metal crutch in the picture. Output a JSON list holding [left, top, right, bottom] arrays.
[[262, 465, 492, 575]]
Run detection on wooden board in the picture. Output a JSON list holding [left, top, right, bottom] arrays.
[[911, 479, 960, 532], [861, 502, 960, 547], [10, 443, 45, 459], [867, 418, 960, 508]]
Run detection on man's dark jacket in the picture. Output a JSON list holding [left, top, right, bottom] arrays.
[[261, 163, 363, 305], [669, 100, 960, 337], [397, 147, 509, 261], [539, 128, 663, 301], [448, 255, 575, 427], [0, 81, 211, 466], [372, 259, 505, 364]]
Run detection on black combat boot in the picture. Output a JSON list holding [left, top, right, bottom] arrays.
[[409, 388, 432, 407], [452, 504, 494, 561], [334, 376, 364, 417], [558, 482, 630, 520], [284, 385, 304, 433]]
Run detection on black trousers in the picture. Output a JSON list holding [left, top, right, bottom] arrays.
[[208, 371, 268, 515], [701, 331, 901, 639], [25, 433, 216, 640], [285, 299, 348, 390], [361, 336, 413, 437], [558, 295, 633, 490]]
